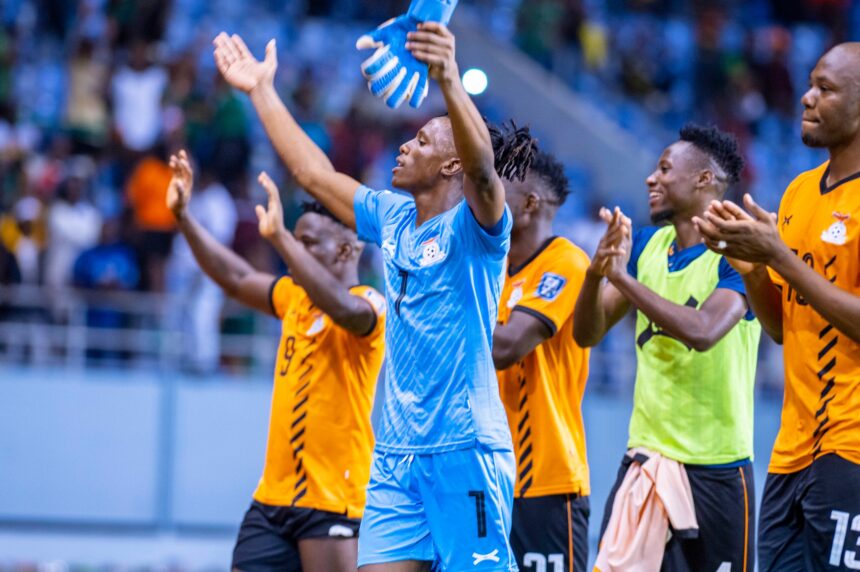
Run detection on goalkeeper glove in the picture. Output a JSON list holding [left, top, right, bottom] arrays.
[[356, 0, 458, 109]]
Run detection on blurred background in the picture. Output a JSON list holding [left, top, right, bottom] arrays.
[[0, 0, 854, 569]]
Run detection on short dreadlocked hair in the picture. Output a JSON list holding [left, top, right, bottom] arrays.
[[529, 150, 570, 206], [679, 124, 744, 186], [487, 120, 538, 183]]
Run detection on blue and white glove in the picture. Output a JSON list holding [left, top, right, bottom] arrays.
[[356, 0, 458, 109]]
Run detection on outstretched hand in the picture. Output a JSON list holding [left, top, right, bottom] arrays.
[[589, 207, 632, 281], [213, 32, 277, 94], [255, 171, 286, 240], [167, 149, 193, 220], [692, 194, 784, 269]]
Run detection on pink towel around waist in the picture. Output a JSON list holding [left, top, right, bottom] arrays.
[[594, 448, 699, 572]]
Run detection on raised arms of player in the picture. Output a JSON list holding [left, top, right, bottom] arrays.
[[407, 23, 505, 227], [255, 172, 376, 336], [573, 208, 633, 347], [212, 33, 361, 229], [167, 150, 276, 316], [696, 194, 860, 344], [493, 312, 552, 371]]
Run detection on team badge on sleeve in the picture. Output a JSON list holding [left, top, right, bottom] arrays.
[[364, 289, 386, 315], [536, 272, 567, 301]]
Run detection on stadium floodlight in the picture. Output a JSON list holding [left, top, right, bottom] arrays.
[[462, 68, 488, 95]]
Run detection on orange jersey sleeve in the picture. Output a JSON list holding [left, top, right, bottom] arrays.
[[768, 162, 860, 473], [498, 238, 592, 497], [255, 279, 385, 517], [508, 242, 589, 334]]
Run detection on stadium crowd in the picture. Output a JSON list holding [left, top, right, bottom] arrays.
[[0, 0, 824, 385], [0, 0, 442, 371], [507, 0, 858, 207]]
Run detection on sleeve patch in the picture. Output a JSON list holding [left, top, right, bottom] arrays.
[[364, 289, 387, 315], [536, 272, 567, 301]]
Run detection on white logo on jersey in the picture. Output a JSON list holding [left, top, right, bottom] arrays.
[[472, 549, 500, 565], [419, 236, 446, 267], [507, 280, 525, 309], [306, 314, 325, 336], [822, 212, 851, 246], [328, 524, 355, 537]]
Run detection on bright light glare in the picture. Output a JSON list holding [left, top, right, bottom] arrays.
[[462, 68, 488, 95]]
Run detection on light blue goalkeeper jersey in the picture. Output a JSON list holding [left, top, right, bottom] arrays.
[[354, 185, 513, 454]]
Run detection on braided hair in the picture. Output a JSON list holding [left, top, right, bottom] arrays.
[[487, 120, 538, 182]]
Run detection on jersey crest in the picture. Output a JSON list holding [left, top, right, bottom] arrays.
[[821, 212, 851, 246], [419, 236, 446, 267]]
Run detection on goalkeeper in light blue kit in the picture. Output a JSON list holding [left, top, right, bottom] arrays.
[[213, 0, 529, 569]]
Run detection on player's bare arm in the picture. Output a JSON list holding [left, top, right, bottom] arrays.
[[407, 22, 505, 227], [694, 198, 784, 342], [572, 208, 632, 347], [213, 32, 361, 229], [493, 311, 553, 371], [255, 172, 376, 335], [167, 150, 276, 315], [701, 193, 860, 344]]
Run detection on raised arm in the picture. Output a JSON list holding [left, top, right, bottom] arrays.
[[255, 173, 377, 336], [407, 23, 504, 228], [572, 209, 633, 347], [213, 33, 361, 228], [167, 150, 276, 315]]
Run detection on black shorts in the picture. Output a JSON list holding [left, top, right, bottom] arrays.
[[759, 453, 860, 571], [231, 500, 361, 572], [511, 493, 589, 572], [599, 454, 755, 572]]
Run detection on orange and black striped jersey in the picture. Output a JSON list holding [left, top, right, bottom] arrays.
[[497, 237, 591, 497], [768, 161, 860, 473], [252, 276, 385, 517]]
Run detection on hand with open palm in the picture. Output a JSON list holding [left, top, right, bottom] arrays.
[[213, 32, 277, 94], [255, 171, 286, 241], [167, 150, 193, 221]]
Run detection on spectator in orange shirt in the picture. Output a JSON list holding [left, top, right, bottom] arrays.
[[126, 144, 175, 291]]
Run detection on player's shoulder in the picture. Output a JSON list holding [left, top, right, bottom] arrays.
[[361, 186, 414, 212], [527, 236, 589, 278], [784, 162, 829, 199], [546, 236, 590, 265], [270, 275, 302, 318]]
